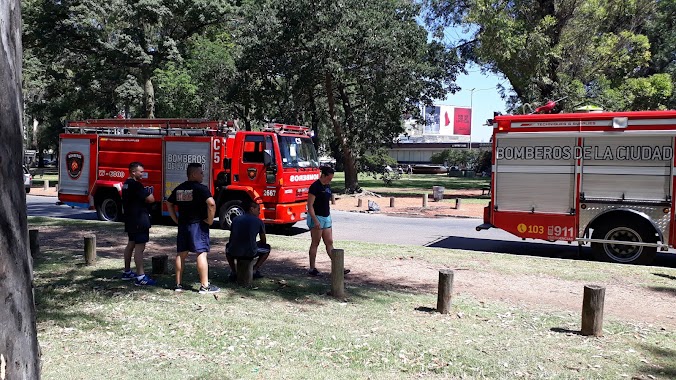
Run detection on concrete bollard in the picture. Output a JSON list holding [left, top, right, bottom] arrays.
[[331, 193, 336, 205], [357, 198, 363, 208], [390, 197, 395, 207], [43, 180, 50, 190], [455, 198, 461, 209], [422, 193, 428, 208]]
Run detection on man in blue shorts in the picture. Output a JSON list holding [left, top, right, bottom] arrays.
[[225, 198, 271, 281], [307, 166, 349, 276], [166, 163, 219, 294], [121, 161, 156, 286]]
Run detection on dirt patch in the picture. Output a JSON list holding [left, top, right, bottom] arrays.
[[330, 190, 486, 219], [32, 224, 676, 328]]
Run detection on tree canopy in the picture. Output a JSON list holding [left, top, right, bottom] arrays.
[[424, 0, 675, 113]]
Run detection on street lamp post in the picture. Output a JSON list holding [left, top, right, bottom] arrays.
[[468, 87, 494, 149]]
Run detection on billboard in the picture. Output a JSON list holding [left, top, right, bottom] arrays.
[[424, 105, 472, 137]]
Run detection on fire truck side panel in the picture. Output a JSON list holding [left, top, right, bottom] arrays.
[[580, 136, 672, 201], [494, 136, 577, 214], [162, 138, 213, 201], [97, 136, 163, 198], [493, 212, 577, 241], [59, 135, 97, 208]]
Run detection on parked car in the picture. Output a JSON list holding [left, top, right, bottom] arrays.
[[23, 165, 32, 193]]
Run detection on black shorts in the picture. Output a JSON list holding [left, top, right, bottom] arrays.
[[177, 222, 210, 253], [226, 242, 271, 259], [127, 230, 150, 244]]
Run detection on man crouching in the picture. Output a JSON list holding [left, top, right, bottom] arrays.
[[225, 198, 271, 281]]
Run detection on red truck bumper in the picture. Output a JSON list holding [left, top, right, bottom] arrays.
[[263, 201, 307, 225]]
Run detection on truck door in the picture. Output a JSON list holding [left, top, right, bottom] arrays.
[[239, 134, 275, 192], [163, 137, 213, 201], [59, 136, 97, 200]]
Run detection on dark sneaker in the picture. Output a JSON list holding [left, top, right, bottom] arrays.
[[198, 284, 221, 294], [344, 269, 351, 275], [134, 275, 156, 286], [308, 268, 320, 277], [121, 271, 137, 281], [253, 270, 264, 279], [174, 284, 192, 292]]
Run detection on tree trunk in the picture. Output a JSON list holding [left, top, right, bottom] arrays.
[[336, 83, 359, 191], [324, 72, 358, 192], [142, 69, 155, 118], [0, 1, 42, 378], [308, 87, 320, 150]]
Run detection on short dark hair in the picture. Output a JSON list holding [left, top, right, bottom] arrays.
[[187, 162, 202, 177], [241, 198, 259, 213], [129, 162, 143, 171], [320, 166, 335, 176]]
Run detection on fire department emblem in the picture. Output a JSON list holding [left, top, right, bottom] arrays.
[[247, 167, 257, 180], [66, 151, 84, 180]]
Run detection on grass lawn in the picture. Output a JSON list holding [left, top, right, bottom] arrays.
[[332, 172, 489, 195], [30, 217, 675, 380]]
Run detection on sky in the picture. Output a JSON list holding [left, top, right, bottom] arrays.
[[441, 67, 509, 143]]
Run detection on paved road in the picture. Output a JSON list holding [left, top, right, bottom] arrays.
[[27, 195, 676, 268]]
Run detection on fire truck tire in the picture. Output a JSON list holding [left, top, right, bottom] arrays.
[[590, 218, 657, 265], [219, 200, 244, 230], [96, 194, 123, 222]]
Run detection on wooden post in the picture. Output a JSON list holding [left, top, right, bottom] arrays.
[[236, 258, 254, 287], [357, 198, 363, 208], [422, 193, 428, 207], [331, 249, 345, 299], [84, 235, 96, 265], [389, 197, 395, 207], [55, 184, 59, 192], [331, 193, 336, 205], [43, 179, 49, 190], [581, 285, 605, 336], [151, 255, 168, 275], [454, 198, 461, 209], [29, 229, 39, 258], [437, 269, 454, 314]]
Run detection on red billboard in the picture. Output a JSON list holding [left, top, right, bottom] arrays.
[[454, 108, 471, 135]]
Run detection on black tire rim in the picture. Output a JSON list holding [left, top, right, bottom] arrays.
[[224, 206, 244, 227], [603, 226, 643, 263], [100, 198, 119, 221]]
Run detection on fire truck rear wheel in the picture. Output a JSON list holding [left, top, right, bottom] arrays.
[[96, 194, 123, 222], [590, 219, 657, 265], [219, 200, 244, 230]]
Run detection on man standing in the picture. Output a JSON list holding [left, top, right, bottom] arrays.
[[166, 163, 219, 294], [121, 162, 156, 286], [225, 198, 271, 281], [306, 166, 349, 276]]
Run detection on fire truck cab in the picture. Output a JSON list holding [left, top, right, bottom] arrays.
[[478, 110, 676, 265], [58, 119, 321, 229]]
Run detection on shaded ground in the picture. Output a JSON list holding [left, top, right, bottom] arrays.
[[33, 224, 676, 328]]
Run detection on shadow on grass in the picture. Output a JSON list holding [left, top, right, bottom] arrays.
[[550, 327, 582, 335], [636, 343, 676, 379], [646, 286, 676, 296], [653, 272, 676, 281]]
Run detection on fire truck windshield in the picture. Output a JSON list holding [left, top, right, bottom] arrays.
[[278, 136, 319, 168]]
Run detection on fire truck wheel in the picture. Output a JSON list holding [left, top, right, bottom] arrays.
[[96, 195, 123, 222], [219, 200, 244, 230], [590, 219, 657, 265]]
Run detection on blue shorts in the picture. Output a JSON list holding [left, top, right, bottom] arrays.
[[127, 230, 150, 244], [307, 215, 332, 229], [177, 222, 210, 253]]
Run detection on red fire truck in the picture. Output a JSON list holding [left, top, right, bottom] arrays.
[[58, 119, 321, 229], [477, 110, 676, 265]]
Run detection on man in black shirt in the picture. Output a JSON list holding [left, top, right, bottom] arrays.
[[225, 198, 271, 280], [167, 163, 219, 294], [306, 166, 349, 276], [121, 162, 156, 286]]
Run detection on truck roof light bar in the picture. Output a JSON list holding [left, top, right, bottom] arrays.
[[263, 123, 310, 135]]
